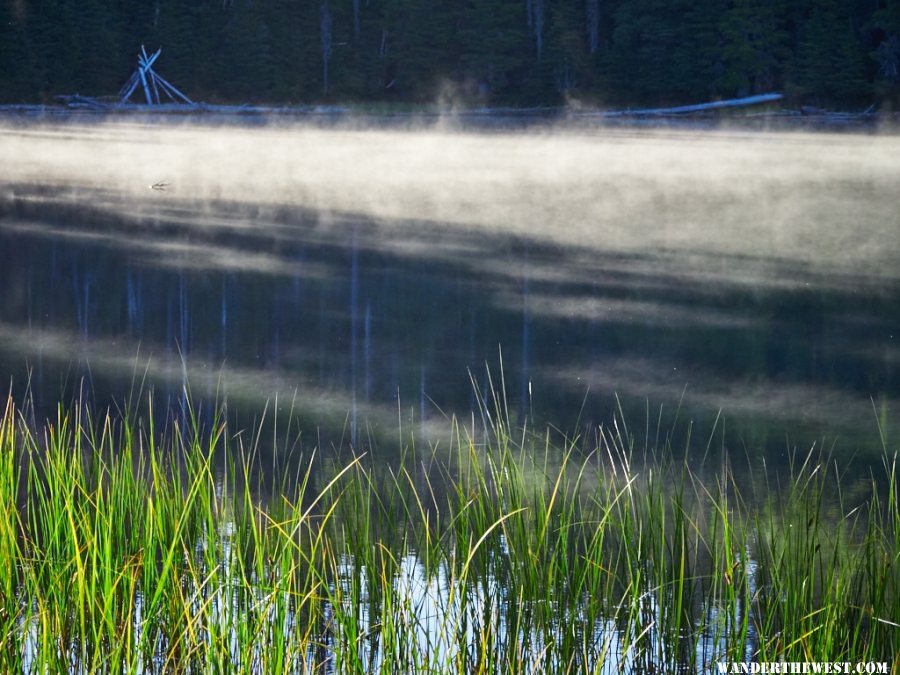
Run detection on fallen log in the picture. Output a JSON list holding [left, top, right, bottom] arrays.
[[606, 93, 784, 117]]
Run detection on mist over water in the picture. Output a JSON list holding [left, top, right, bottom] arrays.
[[1, 119, 898, 460]]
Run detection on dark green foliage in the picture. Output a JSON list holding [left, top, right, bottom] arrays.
[[1, 396, 897, 670], [0, 0, 39, 101], [602, 0, 733, 104], [791, 0, 871, 103], [866, 0, 900, 106], [457, 0, 531, 103], [0, 0, 893, 107], [717, 0, 791, 97]]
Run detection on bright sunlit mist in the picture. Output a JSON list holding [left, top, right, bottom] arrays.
[[3, 121, 899, 283]]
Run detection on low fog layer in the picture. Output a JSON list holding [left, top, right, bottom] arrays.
[[2, 121, 898, 280], [1, 120, 898, 451]]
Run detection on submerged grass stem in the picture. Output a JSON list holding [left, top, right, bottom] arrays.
[[0, 393, 896, 672]]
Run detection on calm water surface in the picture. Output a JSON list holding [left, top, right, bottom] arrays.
[[0, 121, 897, 466], [2, 118, 899, 673]]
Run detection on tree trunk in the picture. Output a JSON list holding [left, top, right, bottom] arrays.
[[586, 0, 599, 55], [320, 1, 332, 95], [533, 0, 544, 59]]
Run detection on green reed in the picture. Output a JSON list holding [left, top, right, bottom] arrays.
[[0, 391, 896, 673]]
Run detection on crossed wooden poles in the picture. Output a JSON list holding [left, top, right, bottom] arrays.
[[119, 46, 193, 105]]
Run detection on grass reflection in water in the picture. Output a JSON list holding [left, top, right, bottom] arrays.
[[0, 389, 897, 673]]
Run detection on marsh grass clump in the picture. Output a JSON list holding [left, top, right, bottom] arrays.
[[0, 391, 896, 673]]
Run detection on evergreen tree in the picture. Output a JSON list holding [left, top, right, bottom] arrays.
[[718, 0, 790, 96], [261, 0, 313, 102], [586, 0, 600, 55], [604, 0, 724, 104], [792, 0, 870, 104], [868, 0, 900, 103], [22, 0, 81, 99], [544, 0, 589, 97], [378, 0, 461, 101], [221, 2, 276, 101], [458, 0, 530, 102], [152, 0, 227, 102], [0, 0, 892, 107], [78, 0, 123, 95], [671, 0, 726, 99], [0, 0, 39, 101]]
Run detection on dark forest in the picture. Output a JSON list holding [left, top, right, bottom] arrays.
[[2, 0, 900, 108]]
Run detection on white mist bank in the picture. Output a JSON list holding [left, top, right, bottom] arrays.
[[2, 121, 899, 279]]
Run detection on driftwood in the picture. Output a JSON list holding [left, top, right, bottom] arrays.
[[3, 91, 896, 132], [119, 46, 193, 106], [54, 94, 111, 108], [604, 93, 784, 117]]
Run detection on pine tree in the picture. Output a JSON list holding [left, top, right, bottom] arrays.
[[0, 0, 39, 101], [377, 0, 462, 101], [718, 0, 790, 97], [604, 0, 725, 104], [261, 0, 313, 102], [544, 0, 591, 97], [154, 0, 227, 102], [586, 0, 599, 55], [23, 0, 81, 99], [74, 0, 123, 95], [868, 0, 900, 103], [458, 0, 530, 102], [221, 1, 276, 102], [792, 0, 870, 104], [0, 0, 890, 106]]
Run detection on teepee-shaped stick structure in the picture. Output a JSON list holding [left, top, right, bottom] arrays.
[[119, 46, 193, 105]]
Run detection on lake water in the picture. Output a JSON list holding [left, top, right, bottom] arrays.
[[1, 120, 898, 467]]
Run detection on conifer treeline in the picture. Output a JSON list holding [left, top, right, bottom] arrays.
[[1, 0, 899, 107]]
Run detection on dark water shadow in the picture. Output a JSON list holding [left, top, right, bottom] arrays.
[[0, 183, 897, 477]]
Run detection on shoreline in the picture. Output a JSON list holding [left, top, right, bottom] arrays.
[[2, 101, 898, 133]]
